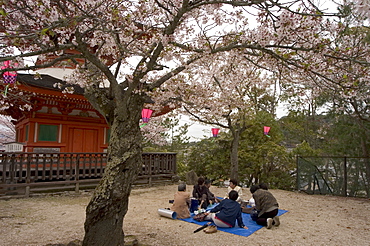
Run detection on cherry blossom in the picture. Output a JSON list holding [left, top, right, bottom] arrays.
[[2, 1, 367, 245]]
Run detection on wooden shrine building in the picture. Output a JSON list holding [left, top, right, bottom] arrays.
[[0, 73, 110, 153], [0, 55, 178, 196]]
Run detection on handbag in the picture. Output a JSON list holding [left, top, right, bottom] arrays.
[[193, 212, 207, 222]]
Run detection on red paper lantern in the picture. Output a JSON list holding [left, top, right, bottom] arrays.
[[263, 126, 271, 135], [141, 108, 153, 123], [211, 128, 220, 137], [1, 60, 17, 84]]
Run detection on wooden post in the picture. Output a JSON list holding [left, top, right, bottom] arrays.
[[296, 155, 299, 191], [9, 154, 16, 191], [75, 154, 80, 194], [148, 154, 153, 187], [75, 182, 80, 193], [25, 186, 30, 197], [26, 154, 32, 198], [343, 156, 347, 197]]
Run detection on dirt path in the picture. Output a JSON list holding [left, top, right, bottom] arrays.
[[0, 185, 369, 245]]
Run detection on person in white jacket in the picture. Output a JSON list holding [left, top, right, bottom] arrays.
[[224, 179, 243, 204]]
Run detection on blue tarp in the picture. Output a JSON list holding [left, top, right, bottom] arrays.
[[180, 205, 288, 237]]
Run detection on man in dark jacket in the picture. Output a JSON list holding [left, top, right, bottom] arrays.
[[192, 177, 209, 209], [204, 190, 248, 229], [204, 179, 221, 204], [250, 185, 280, 229]]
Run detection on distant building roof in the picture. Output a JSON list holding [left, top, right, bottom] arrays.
[[17, 73, 85, 95]]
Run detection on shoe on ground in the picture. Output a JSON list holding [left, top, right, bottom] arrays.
[[273, 216, 280, 226], [204, 225, 217, 233], [266, 218, 273, 229]]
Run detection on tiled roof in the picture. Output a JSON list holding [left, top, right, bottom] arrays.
[[17, 73, 85, 94]]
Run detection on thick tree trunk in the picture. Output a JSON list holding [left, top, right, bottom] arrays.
[[230, 131, 240, 181], [82, 101, 143, 245]]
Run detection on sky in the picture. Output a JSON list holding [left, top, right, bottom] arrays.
[[181, 104, 289, 141], [180, 115, 210, 141]]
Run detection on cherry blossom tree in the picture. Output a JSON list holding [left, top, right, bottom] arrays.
[[241, 2, 370, 118], [141, 114, 169, 147], [0, 115, 16, 149], [352, 0, 370, 19], [0, 0, 351, 244], [253, 2, 370, 195], [273, 3, 370, 192], [156, 50, 279, 181]]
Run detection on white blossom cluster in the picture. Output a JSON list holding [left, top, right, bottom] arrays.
[[0, 0, 369, 131], [353, 0, 370, 19]]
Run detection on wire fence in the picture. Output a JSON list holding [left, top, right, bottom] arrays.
[[296, 156, 370, 198]]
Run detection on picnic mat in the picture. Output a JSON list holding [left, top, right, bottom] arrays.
[[180, 206, 288, 237]]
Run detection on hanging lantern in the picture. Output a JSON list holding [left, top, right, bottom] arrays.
[[211, 128, 220, 137], [263, 126, 271, 137], [141, 108, 153, 123], [1, 60, 17, 84], [140, 108, 153, 128], [1, 60, 18, 96]]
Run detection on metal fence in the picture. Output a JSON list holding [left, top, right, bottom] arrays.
[[0, 152, 177, 197], [296, 156, 370, 198]]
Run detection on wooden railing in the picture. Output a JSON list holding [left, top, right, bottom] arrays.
[[0, 152, 177, 197]]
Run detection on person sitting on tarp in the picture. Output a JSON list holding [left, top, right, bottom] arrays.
[[224, 178, 244, 204], [250, 184, 280, 229], [192, 177, 209, 209], [203, 190, 248, 229], [242, 182, 269, 213], [204, 179, 221, 205], [171, 183, 191, 219]]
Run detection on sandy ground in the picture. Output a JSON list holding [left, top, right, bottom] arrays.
[[0, 184, 369, 246]]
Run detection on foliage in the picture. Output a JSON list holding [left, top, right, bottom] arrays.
[[157, 52, 281, 180], [280, 111, 369, 158], [291, 140, 322, 157], [182, 111, 296, 190], [183, 135, 230, 182], [237, 111, 295, 189], [279, 111, 328, 150], [320, 113, 370, 157]]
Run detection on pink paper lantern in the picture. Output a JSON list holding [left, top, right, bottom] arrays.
[[211, 128, 220, 137], [141, 108, 153, 123], [264, 126, 271, 135], [1, 60, 17, 84]]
